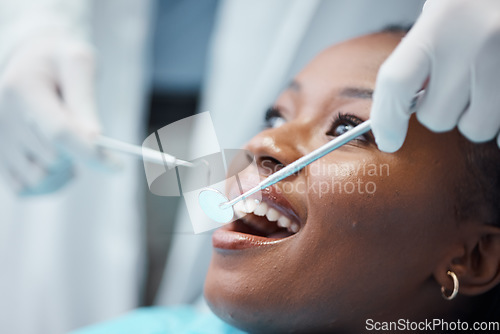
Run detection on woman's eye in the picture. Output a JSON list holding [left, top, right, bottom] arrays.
[[332, 123, 355, 136], [264, 107, 286, 129], [327, 113, 368, 142]]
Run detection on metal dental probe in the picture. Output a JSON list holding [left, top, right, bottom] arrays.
[[222, 120, 371, 209], [197, 120, 371, 223], [95, 135, 194, 168], [219, 89, 427, 211], [198, 90, 425, 223]]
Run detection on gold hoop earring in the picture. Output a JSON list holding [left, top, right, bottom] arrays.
[[441, 270, 459, 300]]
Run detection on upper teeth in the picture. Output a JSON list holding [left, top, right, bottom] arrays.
[[234, 199, 299, 234]]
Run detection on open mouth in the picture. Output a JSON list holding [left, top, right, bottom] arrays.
[[212, 182, 302, 250], [231, 199, 301, 239]]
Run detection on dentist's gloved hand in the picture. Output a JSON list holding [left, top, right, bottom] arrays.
[[0, 36, 113, 195], [371, 0, 500, 152]]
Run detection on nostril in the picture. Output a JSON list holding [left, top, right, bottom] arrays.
[[259, 156, 285, 176]]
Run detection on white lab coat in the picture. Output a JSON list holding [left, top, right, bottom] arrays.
[[0, 1, 425, 333], [0, 1, 152, 333]]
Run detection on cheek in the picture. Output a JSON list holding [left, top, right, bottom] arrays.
[[299, 156, 456, 309], [306, 153, 456, 248]]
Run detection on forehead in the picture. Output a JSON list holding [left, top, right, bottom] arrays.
[[294, 32, 402, 95], [275, 33, 403, 122]]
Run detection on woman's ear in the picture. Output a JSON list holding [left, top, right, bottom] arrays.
[[434, 224, 500, 297]]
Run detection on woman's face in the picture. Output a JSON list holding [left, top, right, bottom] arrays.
[[204, 32, 469, 332]]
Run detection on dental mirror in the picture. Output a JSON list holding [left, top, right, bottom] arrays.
[[198, 188, 234, 223]]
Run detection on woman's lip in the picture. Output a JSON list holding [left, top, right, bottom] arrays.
[[216, 173, 305, 251], [212, 222, 291, 250], [260, 186, 303, 227]]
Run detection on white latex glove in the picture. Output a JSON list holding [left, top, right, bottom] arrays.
[[0, 35, 113, 195], [371, 0, 500, 152]]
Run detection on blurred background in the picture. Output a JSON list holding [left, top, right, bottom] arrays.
[[0, 0, 424, 333]]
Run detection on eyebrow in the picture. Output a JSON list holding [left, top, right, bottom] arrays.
[[287, 81, 373, 99], [339, 87, 373, 99]]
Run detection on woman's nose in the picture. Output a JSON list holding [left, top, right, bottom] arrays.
[[245, 125, 307, 177]]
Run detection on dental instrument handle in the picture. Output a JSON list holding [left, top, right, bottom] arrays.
[[220, 120, 372, 209], [95, 135, 194, 168]]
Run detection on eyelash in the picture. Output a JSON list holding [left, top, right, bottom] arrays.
[[264, 108, 370, 142], [327, 113, 368, 142]]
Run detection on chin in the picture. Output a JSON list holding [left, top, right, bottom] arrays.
[[204, 264, 342, 334]]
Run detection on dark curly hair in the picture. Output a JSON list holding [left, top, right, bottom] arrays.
[[460, 138, 500, 321], [381, 24, 500, 322]]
